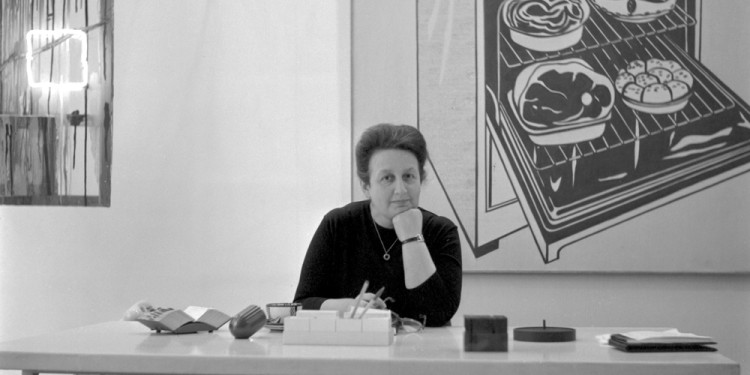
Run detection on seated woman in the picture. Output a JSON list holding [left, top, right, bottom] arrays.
[[293, 123, 462, 327]]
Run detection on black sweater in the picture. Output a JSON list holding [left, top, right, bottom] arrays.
[[293, 200, 462, 327]]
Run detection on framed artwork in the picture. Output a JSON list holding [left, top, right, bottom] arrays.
[[415, 0, 750, 273], [0, 0, 114, 206]]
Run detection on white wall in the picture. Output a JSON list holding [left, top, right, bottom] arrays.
[[1, 2, 748, 375], [700, 1, 750, 100], [350, 1, 750, 375], [0, 0, 350, 342]]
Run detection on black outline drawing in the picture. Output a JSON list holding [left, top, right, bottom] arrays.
[[419, 0, 750, 265]]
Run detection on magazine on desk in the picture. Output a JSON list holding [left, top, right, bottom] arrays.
[[135, 306, 231, 334], [609, 329, 717, 352]]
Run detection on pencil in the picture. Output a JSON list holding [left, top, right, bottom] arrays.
[[357, 286, 385, 319], [349, 280, 369, 318]]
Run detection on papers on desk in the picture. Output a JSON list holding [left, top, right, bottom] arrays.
[[606, 329, 717, 352], [135, 306, 231, 334]]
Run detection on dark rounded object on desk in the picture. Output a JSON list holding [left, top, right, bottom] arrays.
[[229, 305, 267, 339], [514, 326, 576, 342]]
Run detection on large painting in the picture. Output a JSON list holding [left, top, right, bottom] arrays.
[[0, 0, 113, 206], [417, 0, 750, 272]]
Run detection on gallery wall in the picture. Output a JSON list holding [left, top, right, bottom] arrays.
[[0, 0, 351, 342], [351, 0, 749, 373], [0, 1, 747, 375]]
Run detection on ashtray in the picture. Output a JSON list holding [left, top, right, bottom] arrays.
[[265, 321, 285, 331], [514, 320, 576, 342], [264, 302, 301, 332]]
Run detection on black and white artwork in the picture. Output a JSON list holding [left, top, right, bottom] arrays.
[[0, 0, 114, 206], [417, 0, 750, 272]]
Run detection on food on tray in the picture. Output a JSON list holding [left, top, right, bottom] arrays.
[[614, 57, 694, 114], [503, 0, 590, 52], [672, 69, 694, 88], [648, 68, 672, 84], [507, 0, 586, 34], [635, 72, 659, 87], [625, 59, 646, 76], [511, 58, 615, 145], [642, 83, 672, 103], [591, 0, 676, 23]]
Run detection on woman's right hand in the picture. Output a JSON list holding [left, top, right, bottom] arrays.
[[360, 292, 387, 309]]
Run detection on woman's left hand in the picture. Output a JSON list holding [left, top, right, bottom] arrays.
[[393, 208, 423, 242], [360, 292, 388, 310]]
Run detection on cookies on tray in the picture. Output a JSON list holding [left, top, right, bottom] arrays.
[[615, 58, 694, 114]]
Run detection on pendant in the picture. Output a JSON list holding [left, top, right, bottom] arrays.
[[383, 253, 390, 261]]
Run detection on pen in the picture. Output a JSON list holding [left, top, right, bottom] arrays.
[[358, 286, 385, 319], [349, 280, 369, 318]]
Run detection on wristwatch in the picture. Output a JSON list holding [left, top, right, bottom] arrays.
[[401, 234, 424, 245]]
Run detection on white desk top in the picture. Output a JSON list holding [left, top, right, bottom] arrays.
[[0, 321, 739, 375]]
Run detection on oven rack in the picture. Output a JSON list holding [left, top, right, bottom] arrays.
[[498, 0, 696, 69], [498, 34, 738, 171]]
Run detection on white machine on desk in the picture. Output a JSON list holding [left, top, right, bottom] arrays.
[[282, 309, 394, 346]]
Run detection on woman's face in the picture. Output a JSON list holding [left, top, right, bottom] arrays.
[[364, 149, 421, 228]]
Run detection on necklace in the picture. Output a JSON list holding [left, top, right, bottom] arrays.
[[372, 219, 399, 261]]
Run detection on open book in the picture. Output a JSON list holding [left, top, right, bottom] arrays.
[[136, 306, 231, 334], [609, 329, 716, 352]]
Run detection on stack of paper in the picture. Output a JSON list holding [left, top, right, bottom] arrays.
[[608, 329, 717, 352]]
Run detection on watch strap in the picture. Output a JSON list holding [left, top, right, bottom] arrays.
[[401, 234, 424, 245]]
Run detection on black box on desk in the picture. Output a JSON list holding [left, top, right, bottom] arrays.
[[464, 315, 508, 352]]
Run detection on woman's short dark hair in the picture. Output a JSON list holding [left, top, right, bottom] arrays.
[[355, 123, 429, 186]]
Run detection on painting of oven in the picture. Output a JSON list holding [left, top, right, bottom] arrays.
[[485, 0, 750, 263]]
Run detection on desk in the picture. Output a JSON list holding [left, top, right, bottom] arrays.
[[0, 321, 739, 375]]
